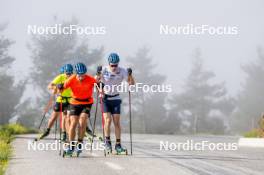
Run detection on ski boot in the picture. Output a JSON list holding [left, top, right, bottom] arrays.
[[63, 146, 74, 157], [104, 141, 112, 155], [35, 129, 50, 141], [86, 126, 96, 137], [114, 144, 128, 155], [75, 142, 83, 157], [98, 136, 103, 142]]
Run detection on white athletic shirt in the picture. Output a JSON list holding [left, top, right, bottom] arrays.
[[101, 66, 128, 99]]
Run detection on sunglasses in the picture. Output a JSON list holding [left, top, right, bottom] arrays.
[[110, 64, 118, 67]]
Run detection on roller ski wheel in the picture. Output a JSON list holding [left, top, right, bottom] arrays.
[[62, 151, 73, 158], [114, 145, 128, 155]]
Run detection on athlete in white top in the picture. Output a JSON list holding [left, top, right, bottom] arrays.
[[96, 53, 135, 153], [101, 66, 128, 99]]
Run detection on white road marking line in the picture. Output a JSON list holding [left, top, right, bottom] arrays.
[[105, 162, 124, 170]]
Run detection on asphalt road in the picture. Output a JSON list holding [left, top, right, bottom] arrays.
[[6, 134, 264, 175]]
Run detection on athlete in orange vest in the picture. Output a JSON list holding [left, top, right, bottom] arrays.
[[60, 62, 98, 155]]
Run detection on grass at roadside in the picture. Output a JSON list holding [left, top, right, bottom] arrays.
[[244, 128, 264, 138], [0, 124, 35, 175]]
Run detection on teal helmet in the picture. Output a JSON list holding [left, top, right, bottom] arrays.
[[59, 65, 65, 74], [75, 62, 87, 75], [108, 53, 120, 64], [64, 64, 73, 74]]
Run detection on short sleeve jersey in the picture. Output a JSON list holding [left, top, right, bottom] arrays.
[[51, 74, 72, 103]]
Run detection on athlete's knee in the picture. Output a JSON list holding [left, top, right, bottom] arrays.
[[104, 115, 111, 124], [79, 121, 86, 129], [51, 112, 58, 119], [113, 121, 121, 128], [113, 115, 120, 127], [70, 118, 78, 128], [105, 119, 111, 126]]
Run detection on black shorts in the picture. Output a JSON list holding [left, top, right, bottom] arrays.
[[69, 104, 92, 116], [103, 98, 122, 115], [53, 102, 69, 113]]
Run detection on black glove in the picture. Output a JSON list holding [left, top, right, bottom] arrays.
[[57, 84, 64, 90], [127, 68, 132, 76], [97, 66, 102, 75]]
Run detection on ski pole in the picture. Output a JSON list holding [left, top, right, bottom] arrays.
[[59, 98, 63, 156], [95, 66, 106, 156], [129, 90, 133, 155], [127, 67, 133, 155], [90, 91, 99, 153], [55, 119, 57, 140], [55, 96, 59, 140], [99, 91, 106, 157], [88, 116, 93, 133], [37, 95, 53, 130]]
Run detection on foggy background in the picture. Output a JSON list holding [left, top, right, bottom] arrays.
[[0, 0, 264, 135]]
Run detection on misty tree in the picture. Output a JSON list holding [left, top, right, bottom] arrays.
[[126, 47, 168, 134], [29, 18, 103, 98], [0, 24, 25, 125], [16, 99, 40, 127], [165, 103, 183, 134], [19, 17, 104, 127], [231, 48, 264, 132], [169, 49, 234, 134]]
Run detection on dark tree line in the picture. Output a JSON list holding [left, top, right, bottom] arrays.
[[167, 49, 235, 134], [124, 47, 167, 133], [125, 48, 234, 134], [0, 24, 25, 125]]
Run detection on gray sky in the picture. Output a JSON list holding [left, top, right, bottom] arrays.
[[1, 0, 264, 96]]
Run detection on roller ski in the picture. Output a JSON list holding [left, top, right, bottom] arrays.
[[58, 131, 67, 156], [62, 142, 82, 158], [33, 129, 50, 142], [98, 136, 103, 142], [75, 149, 82, 157], [74, 142, 83, 157], [62, 146, 74, 158], [88, 134, 103, 143], [113, 144, 128, 155], [85, 126, 97, 137]]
